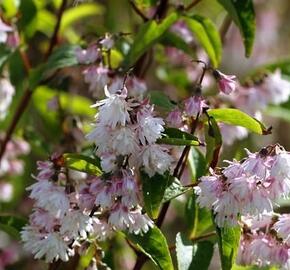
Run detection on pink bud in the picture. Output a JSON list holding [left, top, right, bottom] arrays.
[[214, 70, 237, 95]]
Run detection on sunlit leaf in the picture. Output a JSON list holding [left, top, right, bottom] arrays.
[[63, 153, 102, 176], [176, 232, 214, 270], [207, 108, 270, 135], [184, 15, 222, 67], [127, 226, 174, 270], [124, 12, 178, 68], [216, 225, 241, 270], [217, 0, 255, 57]]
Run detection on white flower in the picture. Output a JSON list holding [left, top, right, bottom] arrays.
[[126, 208, 154, 235], [262, 70, 290, 105], [0, 19, 12, 43], [27, 180, 54, 201], [0, 182, 13, 202], [100, 152, 117, 173], [75, 45, 99, 64], [99, 34, 114, 50], [31, 231, 73, 262], [93, 86, 133, 128], [95, 184, 114, 209], [271, 152, 290, 182], [139, 144, 173, 177], [60, 210, 93, 240], [0, 78, 15, 120], [86, 123, 112, 155], [111, 126, 140, 156], [273, 215, 290, 245], [83, 66, 109, 95], [137, 106, 164, 145], [92, 217, 114, 241], [35, 186, 70, 219]]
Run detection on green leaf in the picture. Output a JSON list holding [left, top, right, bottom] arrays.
[[124, 12, 178, 67], [266, 105, 290, 122], [216, 226, 241, 270], [259, 59, 290, 77], [162, 177, 190, 203], [183, 15, 222, 67], [207, 108, 270, 135], [29, 45, 78, 88], [157, 127, 200, 146], [205, 116, 222, 168], [161, 31, 193, 55], [176, 232, 214, 270], [0, 214, 27, 240], [185, 192, 214, 238], [1, 0, 19, 18], [188, 148, 206, 182], [127, 226, 174, 270], [217, 0, 255, 57], [0, 44, 12, 71], [140, 171, 172, 219], [63, 153, 102, 176], [149, 91, 175, 111], [18, 0, 37, 37], [60, 3, 104, 33]]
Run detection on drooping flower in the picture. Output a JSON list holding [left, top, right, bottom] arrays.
[[139, 144, 173, 177], [184, 95, 207, 117], [213, 70, 237, 95], [75, 45, 99, 64]]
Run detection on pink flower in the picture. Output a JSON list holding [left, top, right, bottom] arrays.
[[213, 70, 237, 95], [75, 45, 99, 64], [184, 95, 206, 117], [166, 108, 183, 128]]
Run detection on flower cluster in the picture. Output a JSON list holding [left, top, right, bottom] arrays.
[[21, 80, 171, 263], [87, 83, 173, 177], [237, 213, 290, 269], [232, 69, 290, 117], [196, 144, 290, 227]]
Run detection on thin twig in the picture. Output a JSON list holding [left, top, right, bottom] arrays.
[[129, 0, 148, 21], [153, 0, 169, 20], [185, 0, 202, 11], [44, 0, 68, 60]]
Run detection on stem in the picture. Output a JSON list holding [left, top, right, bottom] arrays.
[[153, 0, 169, 20], [44, 0, 68, 60], [0, 0, 67, 163], [185, 0, 202, 11], [129, 0, 148, 21]]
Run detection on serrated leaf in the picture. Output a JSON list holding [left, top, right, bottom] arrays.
[[217, 0, 255, 57], [216, 226, 241, 270], [141, 171, 172, 219], [127, 226, 174, 270], [124, 12, 178, 68], [0, 214, 27, 239], [176, 232, 214, 270], [162, 177, 190, 203], [207, 108, 270, 135], [158, 127, 200, 146], [184, 15, 222, 67], [63, 153, 102, 176]]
